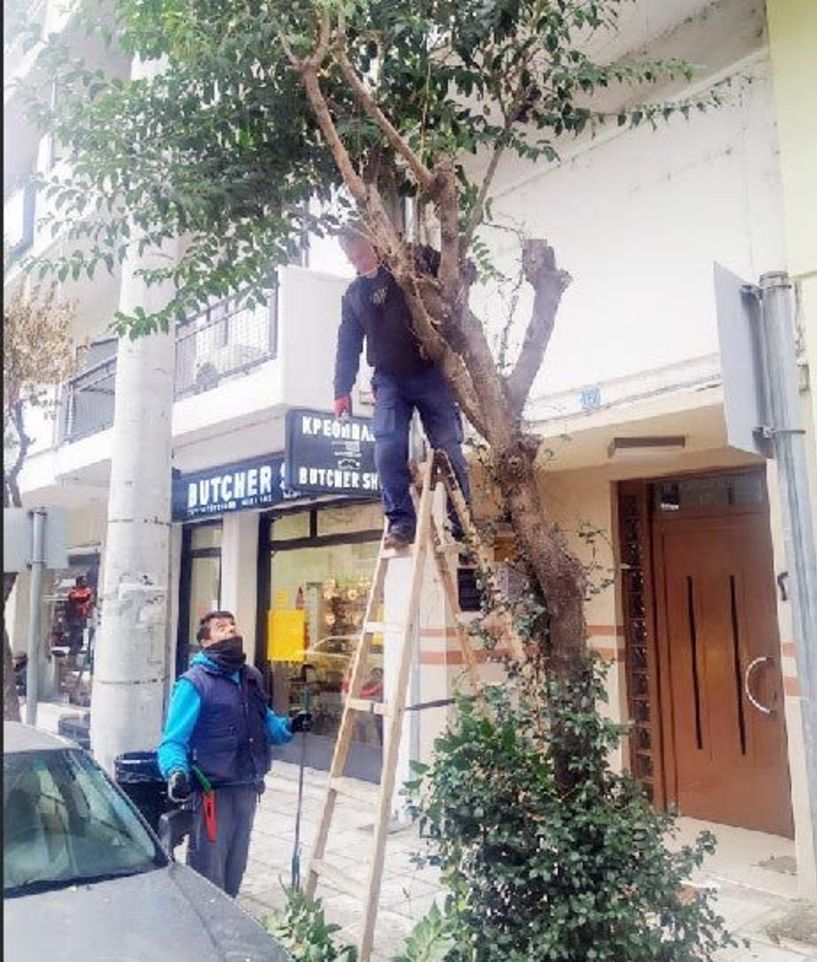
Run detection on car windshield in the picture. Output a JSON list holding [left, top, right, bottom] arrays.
[[4, 747, 166, 897]]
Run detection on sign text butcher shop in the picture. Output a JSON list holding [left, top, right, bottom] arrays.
[[172, 454, 297, 521], [285, 408, 379, 495]]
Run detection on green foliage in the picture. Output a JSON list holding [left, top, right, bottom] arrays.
[[17, 0, 727, 334], [404, 659, 737, 961], [265, 888, 453, 962], [391, 904, 455, 962], [264, 886, 358, 962]]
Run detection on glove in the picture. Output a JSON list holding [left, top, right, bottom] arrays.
[[290, 711, 313, 734], [167, 770, 191, 804], [333, 395, 352, 419]]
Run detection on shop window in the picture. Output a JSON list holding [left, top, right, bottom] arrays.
[[316, 502, 383, 538], [270, 511, 311, 542], [176, 522, 222, 675], [267, 537, 381, 746], [190, 523, 222, 549]]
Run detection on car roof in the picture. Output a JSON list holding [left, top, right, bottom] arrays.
[[4, 721, 76, 754]]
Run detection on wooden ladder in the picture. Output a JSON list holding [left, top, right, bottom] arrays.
[[305, 450, 523, 961]]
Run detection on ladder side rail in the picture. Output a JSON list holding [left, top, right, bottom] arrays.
[[358, 459, 435, 960], [306, 526, 389, 898]]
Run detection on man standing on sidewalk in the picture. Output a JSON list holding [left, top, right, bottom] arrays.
[[333, 226, 471, 550], [157, 610, 312, 896]]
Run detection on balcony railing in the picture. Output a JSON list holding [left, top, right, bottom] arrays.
[[61, 355, 117, 443], [174, 289, 278, 398], [60, 288, 279, 443]]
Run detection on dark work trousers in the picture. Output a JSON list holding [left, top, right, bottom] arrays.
[[372, 367, 471, 535], [187, 785, 259, 897]]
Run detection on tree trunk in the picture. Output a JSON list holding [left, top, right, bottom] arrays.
[[4, 572, 22, 721], [496, 442, 588, 676]]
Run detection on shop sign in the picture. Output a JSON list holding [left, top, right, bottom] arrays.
[[172, 453, 299, 521], [285, 408, 379, 495]]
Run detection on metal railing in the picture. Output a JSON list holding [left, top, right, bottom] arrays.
[[174, 289, 278, 398], [60, 288, 279, 443], [61, 356, 117, 443]]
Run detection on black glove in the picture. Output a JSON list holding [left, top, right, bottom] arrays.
[[290, 711, 313, 733], [167, 770, 191, 804]]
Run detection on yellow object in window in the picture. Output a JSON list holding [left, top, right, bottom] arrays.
[[267, 609, 306, 662]]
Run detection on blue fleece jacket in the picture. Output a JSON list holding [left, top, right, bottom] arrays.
[[157, 652, 293, 778]]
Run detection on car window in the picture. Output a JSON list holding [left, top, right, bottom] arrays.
[[4, 748, 165, 896]]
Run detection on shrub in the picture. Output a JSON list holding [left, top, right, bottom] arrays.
[[403, 658, 737, 962]]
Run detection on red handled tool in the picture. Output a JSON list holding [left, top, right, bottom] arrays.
[[192, 765, 217, 843]]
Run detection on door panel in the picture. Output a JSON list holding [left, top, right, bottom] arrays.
[[655, 513, 793, 837]]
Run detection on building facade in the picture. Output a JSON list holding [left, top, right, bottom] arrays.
[[4, 0, 816, 896]]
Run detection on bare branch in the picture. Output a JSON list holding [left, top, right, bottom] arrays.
[[333, 41, 434, 194], [506, 240, 572, 414], [4, 401, 31, 509], [435, 159, 461, 300]]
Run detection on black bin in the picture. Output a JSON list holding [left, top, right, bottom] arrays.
[[114, 751, 171, 833], [58, 713, 91, 750]]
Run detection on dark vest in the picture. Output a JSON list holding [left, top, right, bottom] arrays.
[[183, 661, 271, 785]]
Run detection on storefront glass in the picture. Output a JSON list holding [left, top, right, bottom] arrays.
[[176, 521, 222, 673], [266, 503, 382, 749]]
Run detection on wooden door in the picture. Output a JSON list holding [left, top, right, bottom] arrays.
[[654, 511, 793, 837]]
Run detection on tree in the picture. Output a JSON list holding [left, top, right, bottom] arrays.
[[3, 272, 76, 720], [22, 0, 723, 774]]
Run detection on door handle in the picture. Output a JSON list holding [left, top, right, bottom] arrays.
[[744, 655, 776, 716]]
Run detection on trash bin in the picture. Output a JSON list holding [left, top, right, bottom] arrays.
[[114, 752, 172, 833]]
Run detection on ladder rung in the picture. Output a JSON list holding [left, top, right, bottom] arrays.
[[346, 697, 390, 716], [364, 621, 385, 634], [330, 775, 380, 806], [310, 858, 366, 900], [381, 547, 411, 559]]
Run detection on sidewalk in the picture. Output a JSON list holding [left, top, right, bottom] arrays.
[[243, 763, 817, 962], [33, 703, 817, 961]]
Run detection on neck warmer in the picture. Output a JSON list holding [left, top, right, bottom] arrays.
[[204, 636, 246, 673]]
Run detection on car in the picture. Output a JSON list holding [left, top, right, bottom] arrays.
[[3, 722, 293, 962], [304, 635, 383, 685]]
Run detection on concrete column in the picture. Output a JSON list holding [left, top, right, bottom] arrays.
[[220, 512, 260, 665]]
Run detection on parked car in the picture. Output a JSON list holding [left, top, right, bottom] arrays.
[[304, 634, 383, 686], [3, 722, 293, 962]]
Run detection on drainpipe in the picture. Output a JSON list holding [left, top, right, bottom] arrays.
[[761, 271, 817, 889]]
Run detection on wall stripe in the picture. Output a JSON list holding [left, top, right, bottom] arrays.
[[784, 676, 800, 697]]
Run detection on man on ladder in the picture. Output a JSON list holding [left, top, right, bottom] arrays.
[[333, 225, 471, 550]]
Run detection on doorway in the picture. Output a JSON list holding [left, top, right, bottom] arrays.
[[620, 469, 794, 837]]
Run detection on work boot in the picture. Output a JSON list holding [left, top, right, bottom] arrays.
[[384, 526, 415, 551]]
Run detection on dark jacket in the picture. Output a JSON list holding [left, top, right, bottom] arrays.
[[333, 247, 440, 397], [183, 661, 271, 785]]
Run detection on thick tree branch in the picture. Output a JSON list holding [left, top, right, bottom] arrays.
[[435, 160, 461, 303], [506, 240, 571, 415], [333, 42, 434, 194]]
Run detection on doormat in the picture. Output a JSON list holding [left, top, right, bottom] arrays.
[[765, 903, 817, 948], [756, 854, 798, 876]]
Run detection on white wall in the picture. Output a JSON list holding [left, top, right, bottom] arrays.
[[478, 58, 786, 398]]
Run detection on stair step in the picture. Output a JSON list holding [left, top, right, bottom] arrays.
[[310, 859, 366, 900], [346, 697, 390, 716], [330, 775, 380, 806]]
